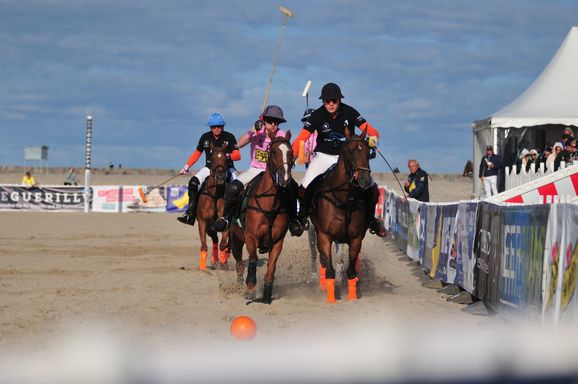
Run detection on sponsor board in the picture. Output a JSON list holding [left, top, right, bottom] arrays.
[[0, 185, 85, 211]]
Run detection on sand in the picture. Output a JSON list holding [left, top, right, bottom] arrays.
[[1, 169, 530, 382]]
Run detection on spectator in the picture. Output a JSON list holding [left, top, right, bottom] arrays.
[[479, 145, 502, 198], [404, 159, 429, 202], [528, 149, 540, 172], [22, 171, 37, 189], [63, 167, 79, 185], [554, 140, 573, 171], [561, 134, 574, 149], [540, 146, 552, 170], [568, 139, 577, 162], [516, 148, 530, 174], [563, 126, 575, 139], [547, 143, 563, 171]]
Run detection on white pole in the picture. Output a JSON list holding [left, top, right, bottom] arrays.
[[84, 115, 92, 213]]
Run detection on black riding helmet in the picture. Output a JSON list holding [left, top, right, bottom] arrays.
[[319, 83, 344, 100]]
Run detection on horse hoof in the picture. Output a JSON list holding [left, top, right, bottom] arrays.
[[244, 290, 256, 300]]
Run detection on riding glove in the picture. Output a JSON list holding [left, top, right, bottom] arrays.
[[368, 136, 379, 148], [180, 165, 190, 175]]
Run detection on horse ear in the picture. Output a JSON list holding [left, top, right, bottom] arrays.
[[285, 129, 291, 141], [344, 127, 351, 139], [209, 142, 214, 150]]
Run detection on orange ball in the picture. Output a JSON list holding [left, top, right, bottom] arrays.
[[230, 316, 256, 340]]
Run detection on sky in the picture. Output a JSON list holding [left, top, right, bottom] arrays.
[[1, 0, 578, 173]]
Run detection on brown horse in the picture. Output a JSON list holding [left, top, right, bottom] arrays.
[[229, 132, 294, 303], [196, 144, 230, 270], [309, 130, 375, 303]]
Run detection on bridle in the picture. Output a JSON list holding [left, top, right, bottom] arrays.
[[266, 137, 293, 189], [341, 137, 371, 187]]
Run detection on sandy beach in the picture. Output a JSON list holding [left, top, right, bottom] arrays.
[[1, 168, 540, 382]]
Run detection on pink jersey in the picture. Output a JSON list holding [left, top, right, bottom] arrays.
[[304, 132, 317, 164], [247, 128, 286, 169]]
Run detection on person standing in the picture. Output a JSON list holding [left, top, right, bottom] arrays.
[[479, 145, 502, 198], [404, 159, 429, 202], [291, 82, 386, 237], [64, 167, 79, 185], [177, 112, 240, 226], [213, 105, 302, 236]]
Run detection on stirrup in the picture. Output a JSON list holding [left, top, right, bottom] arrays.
[[289, 220, 304, 237], [177, 214, 195, 226], [213, 217, 229, 232], [369, 219, 387, 237]]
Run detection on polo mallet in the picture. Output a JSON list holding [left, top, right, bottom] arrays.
[[260, 6, 293, 113], [138, 174, 181, 203], [376, 148, 407, 200], [298, 80, 312, 165]]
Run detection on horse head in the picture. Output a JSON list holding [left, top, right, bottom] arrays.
[[341, 128, 372, 190], [267, 130, 293, 189], [209, 143, 227, 185]]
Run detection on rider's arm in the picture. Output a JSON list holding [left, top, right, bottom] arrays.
[[236, 132, 252, 149], [292, 128, 312, 157], [185, 150, 202, 168], [359, 121, 379, 138]]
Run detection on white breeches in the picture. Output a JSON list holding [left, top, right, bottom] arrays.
[[483, 175, 498, 197], [300, 152, 339, 189]]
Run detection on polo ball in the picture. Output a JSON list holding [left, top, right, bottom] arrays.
[[230, 316, 256, 340]]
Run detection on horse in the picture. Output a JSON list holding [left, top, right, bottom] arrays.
[[196, 144, 230, 270], [229, 132, 294, 303], [309, 129, 375, 303]]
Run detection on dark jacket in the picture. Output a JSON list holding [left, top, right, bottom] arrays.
[[554, 150, 572, 171], [479, 154, 502, 177], [404, 168, 429, 202]]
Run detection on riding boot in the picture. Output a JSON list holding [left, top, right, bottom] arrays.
[[214, 179, 243, 232], [177, 177, 200, 226], [365, 183, 387, 237], [287, 179, 304, 237], [297, 185, 313, 229]]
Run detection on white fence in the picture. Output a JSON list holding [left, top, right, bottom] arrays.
[[505, 161, 574, 190]]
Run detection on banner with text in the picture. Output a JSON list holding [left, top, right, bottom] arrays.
[[0, 185, 85, 211]]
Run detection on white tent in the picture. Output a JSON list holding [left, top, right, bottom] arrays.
[[472, 26, 578, 196]]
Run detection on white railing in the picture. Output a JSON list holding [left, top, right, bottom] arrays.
[[505, 161, 572, 190]]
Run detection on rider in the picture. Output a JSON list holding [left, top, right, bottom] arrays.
[[291, 82, 387, 237], [213, 105, 303, 236], [177, 112, 240, 226]]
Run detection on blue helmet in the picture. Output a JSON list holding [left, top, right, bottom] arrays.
[[207, 112, 226, 127]]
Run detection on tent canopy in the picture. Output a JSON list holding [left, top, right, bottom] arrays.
[[472, 26, 578, 197], [474, 26, 578, 130]]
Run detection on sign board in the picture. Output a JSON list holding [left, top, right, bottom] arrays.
[[24, 145, 49, 160]]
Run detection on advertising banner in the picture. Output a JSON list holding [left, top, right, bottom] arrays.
[[473, 202, 502, 310], [406, 200, 420, 261], [456, 202, 479, 293], [435, 204, 459, 283], [417, 203, 427, 265], [559, 204, 578, 323], [544, 204, 578, 323], [500, 204, 550, 315], [92, 186, 166, 213], [375, 187, 385, 219], [423, 204, 439, 273], [397, 198, 409, 254], [166, 186, 189, 212], [0, 185, 85, 211]]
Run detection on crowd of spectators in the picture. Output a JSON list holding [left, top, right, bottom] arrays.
[[513, 127, 577, 174]]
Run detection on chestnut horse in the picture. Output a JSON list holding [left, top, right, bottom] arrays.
[[229, 132, 294, 303], [309, 130, 374, 303], [197, 144, 230, 270]]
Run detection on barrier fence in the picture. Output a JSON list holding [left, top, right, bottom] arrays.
[[380, 185, 578, 323], [2, 183, 577, 323]]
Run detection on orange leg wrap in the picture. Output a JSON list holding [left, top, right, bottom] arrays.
[[219, 248, 229, 264], [326, 278, 336, 303], [199, 250, 208, 271], [212, 244, 219, 265], [319, 266, 327, 291], [348, 277, 358, 301]]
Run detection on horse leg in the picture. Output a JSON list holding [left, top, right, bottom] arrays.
[[244, 234, 258, 300], [218, 230, 230, 266], [209, 231, 219, 267], [307, 223, 318, 276], [259, 240, 284, 304], [317, 232, 335, 303], [230, 228, 245, 285], [346, 238, 363, 301], [197, 221, 208, 270]]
